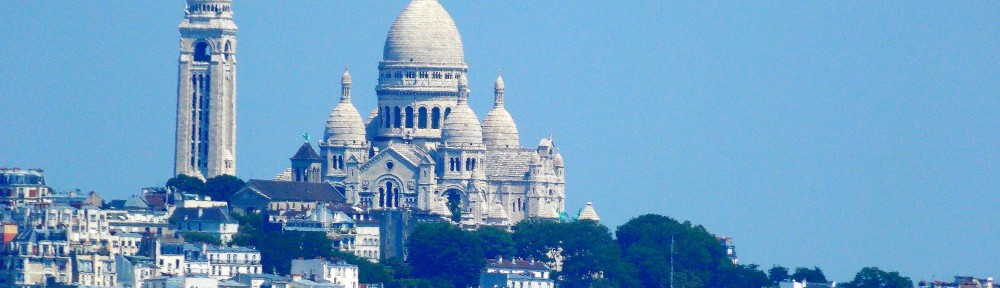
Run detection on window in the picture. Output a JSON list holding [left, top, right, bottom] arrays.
[[418, 107, 428, 128], [405, 71, 416, 78], [418, 71, 428, 78], [393, 107, 402, 128], [432, 72, 442, 79], [445, 73, 452, 79], [405, 106, 414, 128], [383, 106, 391, 128], [431, 107, 441, 129], [394, 71, 402, 78], [193, 42, 211, 62]]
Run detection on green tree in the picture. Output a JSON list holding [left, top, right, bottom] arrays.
[[165, 174, 204, 194], [792, 266, 828, 283], [180, 231, 221, 245], [615, 214, 732, 288], [203, 175, 245, 202], [473, 226, 515, 259], [839, 267, 913, 288], [407, 222, 485, 288], [513, 219, 639, 288], [718, 264, 773, 288], [769, 265, 790, 285]]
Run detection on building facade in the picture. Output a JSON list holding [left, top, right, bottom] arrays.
[[174, 0, 238, 180], [289, 0, 567, 227]]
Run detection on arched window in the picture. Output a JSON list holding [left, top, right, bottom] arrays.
[[444, 107, 451, 118], [431, 107, 441, 129], [224, 41, 231, 61], [417, 107, 428, 129], [193, 42, 211, 62], [405, 106, 414, 128], [383, 106, 391, 128], [393, 107, 402, 128]]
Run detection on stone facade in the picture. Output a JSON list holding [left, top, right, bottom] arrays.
[[174, 0, 238, 180], [292, 0, 567, 227]]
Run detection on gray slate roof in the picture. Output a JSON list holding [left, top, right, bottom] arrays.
[[290, 142, 322, 161], [485, 149, 534, 180], [246, 180, 346, 203], [169, 206, 236, 223]]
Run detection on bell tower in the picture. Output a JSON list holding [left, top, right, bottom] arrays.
[[174, 0, 238, 179]]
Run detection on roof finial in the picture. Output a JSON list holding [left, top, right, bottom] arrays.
[[457, 74, 470, 104], [302, 133, 311, 143], [340, 67, 352, 103], [493, 71, 505, 107]]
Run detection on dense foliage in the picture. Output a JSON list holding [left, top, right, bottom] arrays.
[[165, 174, 245, 202], [219, 210, 913, 288], [406, 222, 485, 288], [513, 219, 639, 288], [792, 266, 829, 283], [180, 231, 221, 245], [229, 212, 392, 281], [839, 267, 913, 288]]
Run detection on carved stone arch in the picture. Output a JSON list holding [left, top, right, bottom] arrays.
[[374, 175, 404, 209]]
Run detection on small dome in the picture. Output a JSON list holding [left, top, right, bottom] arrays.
[[383, 0, 464, 64], [325, 103, 366, 145], [483, 108, 519, 148], [442, 106, 483, 147], [553, 153, 564, 166], [577, 202, 600, 221], [442, 79, 483, 147], [494, 74, 505, 90], [341, 70, 352, 84], [483, 73, 518, 148]]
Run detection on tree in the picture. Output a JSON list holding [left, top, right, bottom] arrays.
[[839, 267, 913, 288], [180, 231, 221, 245], [473, 226, 515, 259], [513, 219, 639, 288], [718, 264, 773, 288], [407, 222, 484, 288], [615, 214, 732, 288], [165, 174, 204, 194], [203, 175, 245, 202], [769, 265, 790, 285], [792, 266, 828, 283]]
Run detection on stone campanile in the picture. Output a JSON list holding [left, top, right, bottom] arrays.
[[174, 0, 237, 179]]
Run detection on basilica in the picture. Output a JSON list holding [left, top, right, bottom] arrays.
[[285, 0, 567, 226], [172, 0, 567, 227]]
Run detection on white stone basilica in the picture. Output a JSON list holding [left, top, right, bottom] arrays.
[[288, 0, 567, 226]]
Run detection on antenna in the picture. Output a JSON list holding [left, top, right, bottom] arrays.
[[670, 236, 675, 288]]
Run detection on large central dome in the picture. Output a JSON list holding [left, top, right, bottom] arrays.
[[383, 0, 464, 64]]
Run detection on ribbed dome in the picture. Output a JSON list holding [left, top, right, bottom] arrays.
[[325, 103, 366, 145], [442, 77, 483, 147], [383, 0, 464, 64], [483, 108, 519, 148], [325, 70, 365, 146], [483, 73, 519, 148]]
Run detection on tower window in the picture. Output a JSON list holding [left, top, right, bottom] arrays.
[[417, 107, 428, 129], [193, 42, 211, 62], [393, 107, 402, 128], [394, 71, 402, 78], [383, 106, 391, 128], [405, 106, 414, 128], [431, 107, 441, 129]]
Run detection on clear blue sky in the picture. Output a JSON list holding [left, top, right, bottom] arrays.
[[2, 1, 997, 281]]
